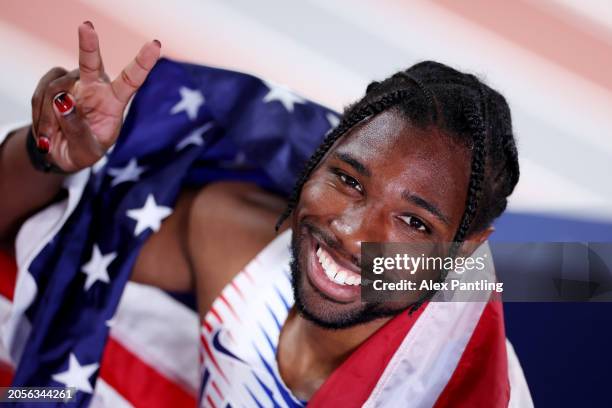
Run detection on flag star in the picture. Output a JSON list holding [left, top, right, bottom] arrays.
[[92, 145, 115, 173], [106, 316, 116, 328], [92, 155, 108, 174], [107, 158, 147, 187], [170, 86, 204, 121], [126, 194, 173, 236], [81, 245, 116, 291], [262, 80, 306, 112], [326, 112, 340, 129], [51, 353, 99, 394], [176, 122, 214, 151]]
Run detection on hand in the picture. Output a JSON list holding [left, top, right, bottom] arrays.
[[31, 21, 161, 172]]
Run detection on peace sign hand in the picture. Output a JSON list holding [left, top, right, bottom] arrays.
[[31, 22, 161, 172]]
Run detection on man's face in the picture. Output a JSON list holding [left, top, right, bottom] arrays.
[[290, 108, 473, 328]]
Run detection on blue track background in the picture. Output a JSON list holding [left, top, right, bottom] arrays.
[[493, 212, 612, 407]]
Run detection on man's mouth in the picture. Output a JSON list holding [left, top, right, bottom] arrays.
[[303, 228, 362, 304], [315, 245, 361, 286]]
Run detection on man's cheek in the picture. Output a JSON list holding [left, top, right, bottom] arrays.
[[299, 181, 347, 216]]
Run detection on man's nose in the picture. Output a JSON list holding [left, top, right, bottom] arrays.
[[329, 208, 386, 256]]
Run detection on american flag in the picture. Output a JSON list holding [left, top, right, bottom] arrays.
[[1, 58, 338, 406]]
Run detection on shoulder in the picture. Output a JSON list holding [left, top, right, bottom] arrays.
[[187, 181, 288, 313]]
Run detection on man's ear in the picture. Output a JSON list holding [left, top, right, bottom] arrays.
[[457, 226, 495, 257]]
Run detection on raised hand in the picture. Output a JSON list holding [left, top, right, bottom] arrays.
[[31, 22, 161, 172]]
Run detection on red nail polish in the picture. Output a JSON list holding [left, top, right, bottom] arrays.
[[37, 136, 50, 154], [54, 92, 74, 115], [83, 21, 94, 29]]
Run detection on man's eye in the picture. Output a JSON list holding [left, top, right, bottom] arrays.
[[336, 171, 363, 193], [398, 215, 429, 232]]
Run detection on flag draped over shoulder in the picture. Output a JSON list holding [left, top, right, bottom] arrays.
[[5, 58, 338, 406], [2, 58, 523, 408]]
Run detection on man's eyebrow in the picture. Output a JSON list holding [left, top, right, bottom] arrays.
[[402, 191, 450, 225], [333, 152, 371, 177]]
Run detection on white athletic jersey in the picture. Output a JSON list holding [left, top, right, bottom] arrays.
[[198, 230, 306, 408]]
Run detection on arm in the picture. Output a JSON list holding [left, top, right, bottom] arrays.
[[0, 126, 65, 243], [0, 22, 161, 244]]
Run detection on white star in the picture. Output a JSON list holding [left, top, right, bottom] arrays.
[[262, 80, 306, 112], [81, 245, 116, 291], [92, 155, 108, 174], [326, 112, 340, 129], [126, 194, 173, 236], [106, 316, 116, 328], [175, 122, 214, 151], [170, 86, 204, 121], [92, 145, 115, 173], [51, 353, 99, 394], [107, 158, 146, 187]]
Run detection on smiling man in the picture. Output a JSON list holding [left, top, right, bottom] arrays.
[[0, 23, 530, 407]]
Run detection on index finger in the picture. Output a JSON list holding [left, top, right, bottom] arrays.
[[78, 21, 104, 84]]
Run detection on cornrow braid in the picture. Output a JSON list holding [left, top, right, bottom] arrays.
[[452, 83, 489, 245], [407, 83, 490, 314], [393, 71, 438, 123]]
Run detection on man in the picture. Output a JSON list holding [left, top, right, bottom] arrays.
[[0, 23, 529, 406]]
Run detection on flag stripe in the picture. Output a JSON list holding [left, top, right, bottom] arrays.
[[433, 301, 510, 407], [0, 251, 16, 301], [99, 337, 196, 408]]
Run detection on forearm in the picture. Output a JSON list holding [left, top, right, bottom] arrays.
[[0, 126, 66, 242]]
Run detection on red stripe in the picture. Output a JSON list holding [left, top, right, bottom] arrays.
[[206, 394, 216, 408], [211, 380, 223, 400], [243, 267, 255, 284], [99, 337, 196, 408], [200, 334, 229, 383], [209, 307, 224, 324], [218, 293, 241, 322], [0, 250, 17, 301], [203, 320, 213, 333], [0, 361, 14, 387], [230, 280, 245, 300], [308, 304, 427, 407], [433, 301, 510, 407]]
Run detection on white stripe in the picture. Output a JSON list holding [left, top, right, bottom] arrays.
[[507, 339, 534, 408], [0, 168, 89, 364], [0, 124, 88, 364], [363, 301, 487, 408], [363, 242, 495, 407], [91, 378, 135, 408], [110, 282, 200, 394], [0, 296, 14, 366]]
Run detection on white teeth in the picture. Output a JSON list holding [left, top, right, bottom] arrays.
[[323, 256, 331, 270], [334, 271, 347, 285], [316, 245, 360, 286]]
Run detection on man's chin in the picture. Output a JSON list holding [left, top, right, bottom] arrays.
[[289, 247, 404, 330]]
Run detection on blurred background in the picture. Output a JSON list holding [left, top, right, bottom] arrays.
[[2, 0, 611, 406]]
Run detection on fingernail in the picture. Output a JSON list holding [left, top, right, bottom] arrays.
[[83, 21, 94, 29], [153, 39, 161, 48], [53, 92, 74, 116], [37, 136, 50, 154]]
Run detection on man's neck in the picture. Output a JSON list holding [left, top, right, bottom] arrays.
[[277, 307, 390, 400]]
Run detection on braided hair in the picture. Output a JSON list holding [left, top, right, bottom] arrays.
[[276, 61, 520, 310]]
